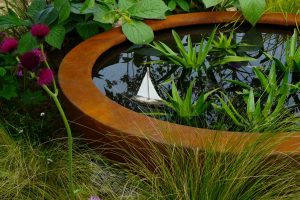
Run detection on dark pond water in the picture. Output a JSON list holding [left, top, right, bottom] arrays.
[[92, 24, 300, 130]]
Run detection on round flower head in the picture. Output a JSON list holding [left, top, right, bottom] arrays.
[[31, 24, 50, 38], [0, 38, 18, 53], [37, 68, 54, 86], [33, 49, 46, 62], [20, 51, 40, 71]]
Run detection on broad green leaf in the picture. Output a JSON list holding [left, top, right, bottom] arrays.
[[176, 0, 190, 11], [93, 4, 116, 24], [203, 0, 223, 8], [27, 0, 46, 18], [35, 6, 59, 25], [81, 0, 95, 12], [45, 25, 66, 49], [118, 0, 136, 10], [239, 0, 266, 26], [0, 14, 27, 29], [54, 0, 71, 24], [18, 33, 38, 54], [76, 21, 99, 39], [122, 20, 154, 44], [71, 3, 96, 14], [168, 0, 177, 11], [129, 0, 169, 19]]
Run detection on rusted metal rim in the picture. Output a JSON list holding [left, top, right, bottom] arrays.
[[59, 12, 300, 154]]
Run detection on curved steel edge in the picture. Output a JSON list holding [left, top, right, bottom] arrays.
[[59, 12, 300, 154]]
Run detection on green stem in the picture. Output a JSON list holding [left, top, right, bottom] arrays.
[[40, 44, 58, 92], [42, 85, 75, 200]]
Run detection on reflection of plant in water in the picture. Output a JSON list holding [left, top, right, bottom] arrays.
[[163, 80, 218, 120], [211, 30, 247, 56], [150, 29, 216, 70]]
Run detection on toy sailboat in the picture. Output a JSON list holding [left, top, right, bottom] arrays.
[[132, 67, 162, 105]]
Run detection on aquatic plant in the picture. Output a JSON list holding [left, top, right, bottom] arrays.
[[211, 30, 238, 55], [151, 28, 254, 70], [150, 29, 216, 70], [286, 29, 300, 70], [163, 80, 218, 119], [226, 63, 300, 98], [214, 80, 300, 133]]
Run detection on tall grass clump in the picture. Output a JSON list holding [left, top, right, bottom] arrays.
[[0, 124, 139, 200], [117, 129, 300, 200], [266, 0, 300, 14]]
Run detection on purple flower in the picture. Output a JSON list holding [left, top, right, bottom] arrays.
[[31, 24, 50, 38], [33, 49, 46, 62], [88, 196, 101, 200], [0, 38, 18, 53], [20, 51, 41, 71], [37, 68, 54, 86], [16, 64, 23, 77]]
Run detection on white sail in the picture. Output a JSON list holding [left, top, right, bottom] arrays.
[[133, 67, 162, 104]]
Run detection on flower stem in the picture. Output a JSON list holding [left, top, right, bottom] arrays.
[[42, 85, 75, 200]]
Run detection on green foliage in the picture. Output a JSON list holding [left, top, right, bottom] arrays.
[[203, 0, 223, 8], [0, 126, 138, 199], [286, 29, 300, 70], [27, 0, 46, 19], [18, 32, 38, 53], [211, 30, 252, 56], [151, 29, 254, 70], [91, 0, 169, 44], [54, 0, 71, 24], [239, 0, 266, 26], [167, 0, 191, 11], [151, 29, 216, 70], [45, 25, 66, 49], [202, 0, 266, 26], [0, 54, 18, 100], [124, 132, 300, 199], [266, 0, 300, 13], [163, 81, 218, 119], [215, 65, 300, 132]]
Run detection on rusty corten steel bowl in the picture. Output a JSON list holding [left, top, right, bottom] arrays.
[[59, 12, 300, 155]]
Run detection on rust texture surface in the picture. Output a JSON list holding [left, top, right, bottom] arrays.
[[59, 12, 300, 154]]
